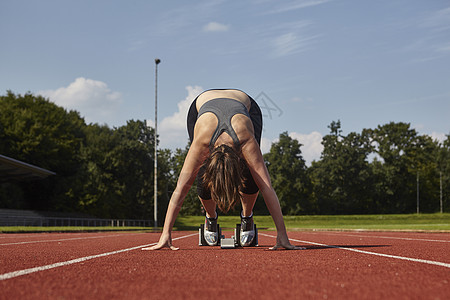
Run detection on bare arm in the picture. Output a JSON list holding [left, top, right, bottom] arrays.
[[143, 139, 209, 250], [241, 138, 302, 250]]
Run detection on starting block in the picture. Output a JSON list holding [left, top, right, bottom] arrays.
[[199, 223, 258, 248], [220, 237, 236, 249]]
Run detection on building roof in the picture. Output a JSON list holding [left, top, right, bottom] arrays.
[[0, 154, 56, 182]]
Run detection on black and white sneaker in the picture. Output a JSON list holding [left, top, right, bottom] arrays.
[[204, 214, 218, 246], [240, 211, 255, 246]]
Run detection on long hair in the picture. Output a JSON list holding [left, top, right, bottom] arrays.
[[202, 144, 244, 213]]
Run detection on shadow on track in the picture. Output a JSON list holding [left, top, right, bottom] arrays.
[[165, 244, 390, 251], [300, 244, 390, 250], [242, 244, 390, 251]]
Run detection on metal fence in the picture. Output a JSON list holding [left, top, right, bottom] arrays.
[[0, 216, 153, 227]]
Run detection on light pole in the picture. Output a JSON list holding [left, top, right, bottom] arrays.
[[416, 171, 420, 214], [440, 171, 443, 213], [154, 58, 160, 228]]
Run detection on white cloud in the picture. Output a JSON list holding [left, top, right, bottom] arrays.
[[436, 43, 450, 53], [273, 32, 299, 56], [39, 77, 122, 125], [260, 137, 273, 154], [413, 123, 425, 131], [268, 21, 318, 57], [259, 0, 331, 15], [260, 131, 324, 165], [403, 6, 450, 62], [155, 2, 226, 36], [412, 125, 447, 144], [422, 6, 450, 30], [158, 85, 204, 149], [203, 22, 230, 32], [430, 132, 447, 143], [146, 119, 155, 128], [289, 131, 324, 165], [272, 32, 318, 57]]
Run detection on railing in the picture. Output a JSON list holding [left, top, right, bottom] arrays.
[[0, 216, 153, 227]]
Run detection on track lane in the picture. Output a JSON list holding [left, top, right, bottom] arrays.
[[0, 232, 155, 273], [0, 233, 196, 281], [291, 231, 450, 264], [0, 232, 147, 246], [1, 231, 449, 299], [262, 233, 450, 268]]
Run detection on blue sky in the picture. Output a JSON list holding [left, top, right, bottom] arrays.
[[1, 0, 449, 164]]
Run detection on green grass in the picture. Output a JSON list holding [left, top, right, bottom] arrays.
[[174, 213, 450, 231], [1, 213, 449, 233]]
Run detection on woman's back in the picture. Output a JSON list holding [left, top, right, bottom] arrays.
[[196, 89, 252, 111], [193, 89, 255, 149]]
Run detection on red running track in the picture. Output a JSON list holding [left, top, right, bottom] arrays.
[[0, 230, 449, 299]]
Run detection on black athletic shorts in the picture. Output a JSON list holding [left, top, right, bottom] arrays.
[[186, 94, 263, 200]]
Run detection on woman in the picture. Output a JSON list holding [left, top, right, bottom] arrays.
[[144, 89, 301, 250]]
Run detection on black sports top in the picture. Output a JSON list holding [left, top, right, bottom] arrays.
[[197, 98, 250, 148]]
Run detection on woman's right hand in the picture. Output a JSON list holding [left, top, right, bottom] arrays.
[[142, 232, 179, 251]]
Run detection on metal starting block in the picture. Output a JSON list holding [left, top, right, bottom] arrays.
[[199, 223, 258, 248], [220, 237, 236, 249]]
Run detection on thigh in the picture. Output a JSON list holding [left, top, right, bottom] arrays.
[[241, 162, 259, 195], [196, 165, 212, 200]]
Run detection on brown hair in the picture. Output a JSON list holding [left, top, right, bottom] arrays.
[[202, 144, 244, 213]]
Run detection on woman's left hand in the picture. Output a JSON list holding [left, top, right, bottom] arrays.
[[269, 232, 305, 250]]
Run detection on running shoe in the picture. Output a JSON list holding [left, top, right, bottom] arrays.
[[204, 214, 218, 246], [240, 211, 255, 246]]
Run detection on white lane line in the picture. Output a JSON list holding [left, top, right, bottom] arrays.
[[0, 233, 147, 246], [0, 232, 89, 238], [0, 232, 123, 240], [303, 232, 450, 243], [0, 234, 51, 239], [260, 233, 450, 269], [0, 233, 197, 281]]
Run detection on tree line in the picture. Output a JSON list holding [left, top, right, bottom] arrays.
[[1, 92, 448, 222]]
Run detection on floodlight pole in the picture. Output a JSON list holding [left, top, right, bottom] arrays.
[[440, 171, 443, 213], [154, 58, 161, 228], [416, 171, 420, 214]]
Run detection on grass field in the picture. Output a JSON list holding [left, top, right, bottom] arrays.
[[1, 213, 449, 233], [174, 213, 450, 231]]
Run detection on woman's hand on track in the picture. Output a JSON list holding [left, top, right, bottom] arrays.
[[142, 233, 179, 251], [269, 232, 305, 250]]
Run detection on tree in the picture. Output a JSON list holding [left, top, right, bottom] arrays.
[[77, 120, 157, 219], [310, 121, 374, 214], [264, 132, 313, 214], [75, 123, 117, 217], [0, 91, 85, 211], [3, 91, 447, 217], [369, 122, 440, 213]]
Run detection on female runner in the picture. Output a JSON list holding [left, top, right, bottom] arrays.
[[144, 89, 301, 250]]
